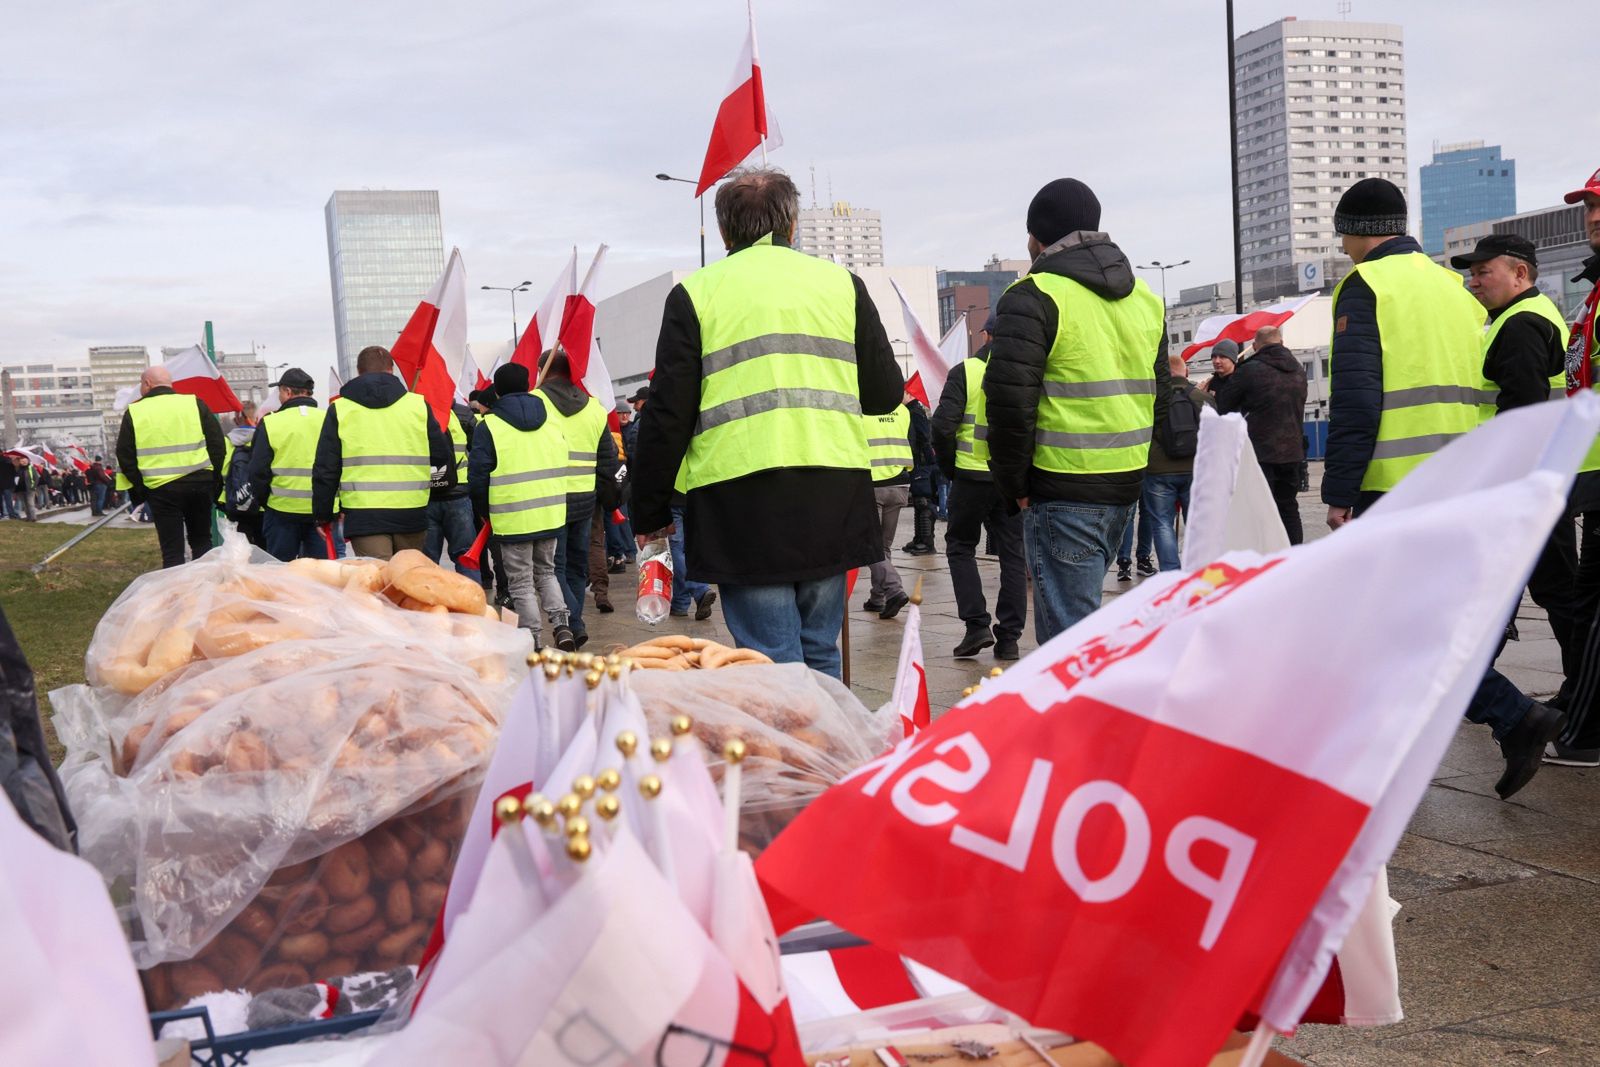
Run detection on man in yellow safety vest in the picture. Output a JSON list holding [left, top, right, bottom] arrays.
[[114, 365, 226, 568], [247, 367, 342, 561], [861, 395, 915, 620]]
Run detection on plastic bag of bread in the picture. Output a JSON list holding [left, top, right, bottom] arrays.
[[631, 663, 893, 855]]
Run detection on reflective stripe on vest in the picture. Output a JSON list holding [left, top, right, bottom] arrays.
[[1021, 272, 1164, 475], [954, 358, 991, 472], [447, 411, 470, 475], [217, 439, 234, 504], [534, 389, 610, 497], [1478, 293, 1570, 423], [263, 404, 333, 515], [482, 412, 568, 537], [129, 393, 212, 490], [864, 404, 913, 482], [1330, 252, 1486, 492], [677, 238, 869, 491], [334, 392, 431, 510]]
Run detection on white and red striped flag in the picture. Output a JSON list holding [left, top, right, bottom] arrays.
[[758, 395, 1600, 1067], [696, 0, 783, 196], [890, 278, 961, 409], [392, 247, 468, 433], [1180, 295, 1316, 361], [511, 250, 577, 371], [326, 368, 342, 401], [557, 244, 608, 385], [888, 596, 930, 738], [164, 344, 241, 414]]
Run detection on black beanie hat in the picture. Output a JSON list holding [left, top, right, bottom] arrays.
[[1334, 178, 1408, 237], [493, 363, 530, 396], [1027, 178, 1102, 246]]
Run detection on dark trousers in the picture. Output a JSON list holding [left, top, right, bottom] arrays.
[[552, 499, 594, 636], [146, 481, 215, 568], [1562, 512, 1600, 747], [1259, 461, 1304, 545], [944, 478, 1027, 641], [261, 510, 341, 561]]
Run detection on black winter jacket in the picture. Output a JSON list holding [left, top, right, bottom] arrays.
[[246, 396, 321, 523], [908, 399, 938, 498], [537, 376, 620, 512], [467, 391, 556, 543], [311, 372, 455, 536], [984, 232, 1171, 506], [1218, 344, 1308, 464], [115, 386, 226, 504], [1484, 288, 1565, 414], [931, 351, 988, 483]]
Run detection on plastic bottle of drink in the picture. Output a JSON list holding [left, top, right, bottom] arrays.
[[636, 537, 674, 625]]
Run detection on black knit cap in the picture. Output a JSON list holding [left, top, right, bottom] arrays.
[[1334, 178, 1408, 237], [1027, 178, 1102, 246], [492, 363, 529, 396]]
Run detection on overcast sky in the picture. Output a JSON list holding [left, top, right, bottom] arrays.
[[2, 0, 1592, 386]]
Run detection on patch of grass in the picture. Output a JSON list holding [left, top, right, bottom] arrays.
[[1, 521, 159, 762]]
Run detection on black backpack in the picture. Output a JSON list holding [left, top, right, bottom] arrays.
[[1157, 383, 1200, 460]]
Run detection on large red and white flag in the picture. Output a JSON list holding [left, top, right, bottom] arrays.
[[511, 250, 578, 372], [164, 344, 241, 414], [557, 244, 608, 386], [392, 247, 468, 432], [696, 0, 783, 196], [758, 395, 1600, 1067], [890, 278, 960, 409], [1180, 295, 1316, 361]]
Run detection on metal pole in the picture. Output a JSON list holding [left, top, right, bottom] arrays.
[[1226, 0, 1245, 314], [840, 604, 851, 688], [699, 195, 707, 267], [511, 290, 520, 344], [32, 500, 133, 572]]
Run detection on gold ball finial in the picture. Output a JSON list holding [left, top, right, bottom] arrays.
[[615, 731, 638, 758], [669, 714, 693, 736], [572, 774, 597, 800], [596, 794, 621, 821], [557, 793, 582, 817], [494, 795, 523, 825], [988, 666, 1004, 679], [596, 768, 622, 793], [575, 652, 595, 670], [723, 738, 747, 765], [961, 685, 977, 698], [566, 834, 592, 862], [528, 795, 557, 827], [565, 815, 590, 838], [650, 737, 673, 763], [542, 659, 562, 681], [585, 669, 603, 689], [638, 774, 663, 799], [524, 650, 541, 669], [606, 662, 623, 681]]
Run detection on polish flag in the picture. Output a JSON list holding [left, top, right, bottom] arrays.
[[454, 345, 488, 404], [69, 456, 91, 473], [1180, 295, 1316, 361], [889, 600, 931, 738], [585, 339, 620, 433], [696, 0, 783, 196], [758, 396, 1600, 1067], [164, 344, 241, 414], [327, 368, 342, 401], [510, 250, 577, 371], [891, 278, 962, 409], [392, 247, 468, 433], [557, 245, 608, 385]]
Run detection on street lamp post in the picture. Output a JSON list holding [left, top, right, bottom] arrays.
[[656, 173, 705, 267], [1135, 259, 1191, 308], [481, 281, 533, 343]]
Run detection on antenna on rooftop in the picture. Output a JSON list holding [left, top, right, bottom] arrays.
[[809, 163, 818, 208], [1336, 0, 1351, 18]]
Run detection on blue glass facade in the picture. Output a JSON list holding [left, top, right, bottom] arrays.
[[1420, 144, 1516, 255]]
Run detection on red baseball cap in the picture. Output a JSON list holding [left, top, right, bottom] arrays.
[[1563, 166, 1600, 204]]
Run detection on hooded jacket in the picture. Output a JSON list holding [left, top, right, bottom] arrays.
[[537, 375, 621, 510], [114, 385, 226, 503], [1218, 343, 1308, 464], [311, 371, 455, 536], [467, 390, 555, 543], [984, 232, 1171, 506], [245, 396, 319, 522]]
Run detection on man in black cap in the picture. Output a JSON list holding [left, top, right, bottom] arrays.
[[984, 177, 1170, 643], [248, 368, 343, 560]]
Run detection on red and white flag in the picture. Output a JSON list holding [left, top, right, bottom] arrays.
[[327, 368, 342, 401], [164, 344, 241, 414], [392, 247, 468, 432], [557, 244, 608, 385], [586, 339, 620, 433], [696, 0, 783, 196], [890, 278, 960, 409], [889, 600, 930, 738], [1180, 295, 1316, 361], [758, 396, 1600, 1067], [511, 250, 578, 371]]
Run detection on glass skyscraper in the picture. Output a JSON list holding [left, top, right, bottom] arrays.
[[324, 191, 446, 381], [1420, 142, 1515, 256]]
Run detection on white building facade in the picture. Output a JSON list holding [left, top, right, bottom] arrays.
[[794, 202, 885, 269], [88, 345, 149, 446], [325, 190, 446, 381]]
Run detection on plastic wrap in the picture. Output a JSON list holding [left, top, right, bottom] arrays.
[[632, 663, 893, 854]]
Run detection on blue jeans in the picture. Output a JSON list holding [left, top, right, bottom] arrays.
[[425, 496, 481, 580], [0, 489, 16, 519], [607, 504, 635, 561], [719, 574, 847, 678], [1117, 500, 1153, 563], [552, 501, 594, 634], [92, 482, 108, 514], [261, 510, 344, 561], [1464, 669, 1531, 742], [670, 504, 709, 613], [1023, 500, 1135, 644], [1141, 473, 1192, 572]]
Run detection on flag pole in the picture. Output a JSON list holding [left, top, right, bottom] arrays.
[[1237, 1026, 1278, 1067], [840, 599, 851, 688]]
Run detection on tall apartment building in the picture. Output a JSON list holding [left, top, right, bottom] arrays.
[[0, 360, 105, 454], [325, 190, 445, 381], [1419, 141, 1515, 255], [88, 344, 150, 445], [1234, 18, 1407, 302], [794, 202, 884, 268]]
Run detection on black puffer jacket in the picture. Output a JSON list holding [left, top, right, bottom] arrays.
[[1218, 343, 1308, 464], [908, 399, 938, 498], [984, 232, 1171, 506]]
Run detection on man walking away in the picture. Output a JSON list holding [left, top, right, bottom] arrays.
[[902, 393, 939, 555], [116, 365, 225, 568], [425, 399, 481, 579], [311, 345, 455, 560], [1218, 325, 1309, 543], [220, 402, 264, 548], [984, 177, 1169, 643], [631, 166, 904, 677], [469, 363, 574, 650], [862, 397, 913, 619], [88, 456, 111, 516], [1142, 354, 1212, 571], [249, 368, 341, 561]]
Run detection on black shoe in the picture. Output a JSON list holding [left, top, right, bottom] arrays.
[[1543, 740, 1600, 767], [899, 540, 918, 553], [553, 625, 578, 652], [1496, 703, 1567, 799], [1116, 561, 1133, 582], [880, 591, 910, 620], [906, 543, 937, 556], [862, 598, 884, 614], [1136, 556, 1156, 577], [596, 599, 615, 614], [670, 608, 690, 617], [994, 638, 1020, 661], [695, 589, 718, 621], [495, 592, 513, 608], [574, 631, 589, 650], [953, 626, 994, 658], [607, 560, 626, 575]]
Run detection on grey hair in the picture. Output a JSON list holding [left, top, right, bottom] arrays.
[[714, 167, 801, 247]]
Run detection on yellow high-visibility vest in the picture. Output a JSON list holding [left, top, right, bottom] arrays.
[[126, 393, 212, 491], [262, 404, 334, 515], [334, 392, 431, 510]]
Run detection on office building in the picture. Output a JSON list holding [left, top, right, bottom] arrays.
[[1, 360, 105, 454], [1234, 17, 1407, 302], [794, 202, 884, 269], [325, 190, 446, 380], [89, 345, 150, 445], [1420, 141, 1515, 256], [937, 268, 1023, 356]]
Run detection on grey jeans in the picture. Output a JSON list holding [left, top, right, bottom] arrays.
[[868, 484, 909, 601], [499, 536, 568, 638]]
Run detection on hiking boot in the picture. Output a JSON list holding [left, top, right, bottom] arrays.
[[595, 598, 615, 614], [953, 625, 994, 658], [1136, 556, 1157, 577], [695, 589, 718, 621], [1116, 560, 1133, 582], [1496, 702, 1566, 799], [906, 542, 937, 556], [880, 591, 910, 620], [607, 559, 626, 575], [1543, 740, 1600, 767], [862, 597, 885, 614], [552, 625, 578, 652], [994, 638, 1020, 661]]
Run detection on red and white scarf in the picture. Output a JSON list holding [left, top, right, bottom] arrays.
[[1566, 280, 1600, 393]]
